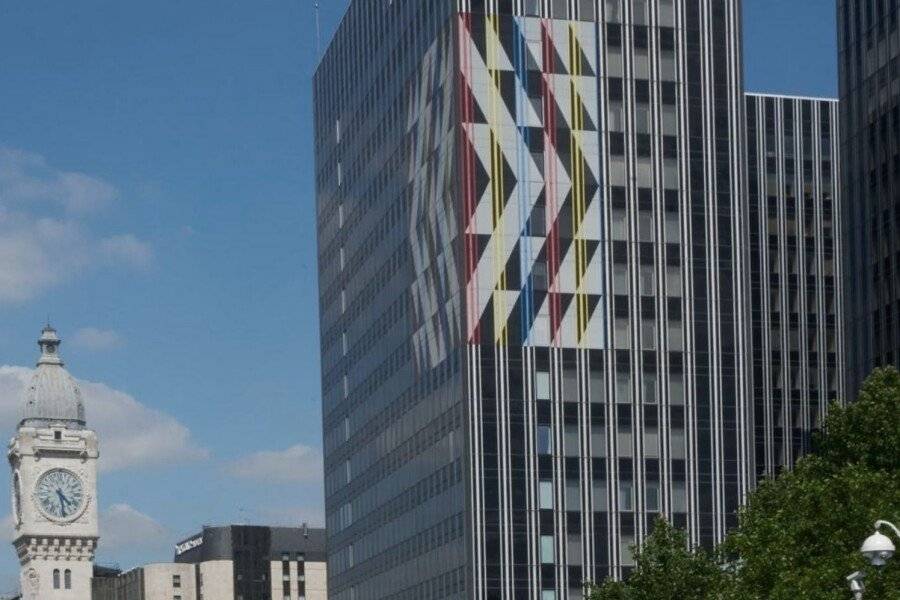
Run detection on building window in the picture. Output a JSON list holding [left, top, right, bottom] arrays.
[[671, 428, 686, 459], [563, 424, 580, 457], [540, 535, 555, 564], [173, 574, 181, 588], [642, 371, 657, 403], [537, 425, 553, 455], [669, 372, 685, 404], [566, 479, 581, 512], [639, 265, 656, 295], [644, 426, 659, 458], [615, 371, 632, 403], [536, 371, 551, 400], [64, 569, 71, 590], [539, 480, 554, 509], [672, 480, 687, 513], [592, 479, 608, 512], [567, 533, 583, 565], [619, 481, 634, 511], [53, 569, 60, 589], [647, 481, 660, 512], [591, 424, 606, 458], [620, 535, 636, 566], [578, 0, 595, 20]]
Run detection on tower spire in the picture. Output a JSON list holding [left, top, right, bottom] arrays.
[[21, 325, 84, 428], [37, 325, 63, 367]]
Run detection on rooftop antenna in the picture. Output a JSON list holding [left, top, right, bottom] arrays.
[[315, 2, 321, 58]]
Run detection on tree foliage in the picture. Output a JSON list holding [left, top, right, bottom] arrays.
[[725, 367, 900, 599], [586, 367, 900, 600], [814, 366, 900, 473], [585, 519, 733, 600]]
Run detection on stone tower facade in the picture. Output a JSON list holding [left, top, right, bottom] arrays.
[[9, 326, 99, 599]]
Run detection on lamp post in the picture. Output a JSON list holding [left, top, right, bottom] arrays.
[[848, 520, 899, 598]]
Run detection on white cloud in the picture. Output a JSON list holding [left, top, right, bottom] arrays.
[[0, 147, 153, 303], [100, 234, 153, 268], [0, 366, 209, 472], [0, 147, 117, 214], [226, 444, 323, 484], [100, 504, 168, 551], [71, 327, 123, 351], [0, 214, 91, 303]]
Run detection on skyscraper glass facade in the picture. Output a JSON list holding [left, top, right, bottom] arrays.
[[745, 94, 844, 480], [315, 2, 750, 598], [315, 3, 467, 600], [838, 0, 900, 395]]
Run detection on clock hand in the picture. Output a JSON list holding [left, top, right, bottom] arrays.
[[56, 489, 70, 516]]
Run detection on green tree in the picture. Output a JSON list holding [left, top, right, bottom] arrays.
[[585, 518, 733, 600], [586, 367, 900, 599], [723, 367, 900, 599]]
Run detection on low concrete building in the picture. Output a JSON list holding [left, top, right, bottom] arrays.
[[92, 524, 326, 600], [93, 563, 194, 600], [175, 525, 327, 600]]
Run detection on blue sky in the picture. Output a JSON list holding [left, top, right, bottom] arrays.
[[0, 0, 836, 593]]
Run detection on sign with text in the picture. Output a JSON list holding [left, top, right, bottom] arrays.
[[175, 536, 203, 556]]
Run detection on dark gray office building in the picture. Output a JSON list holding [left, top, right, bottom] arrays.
[[838, 0, 900, 394], [745, 93, 844, 479], [315, 2, 751, 599]]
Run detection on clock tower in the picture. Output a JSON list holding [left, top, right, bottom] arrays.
[[9, 326, 99, 599]]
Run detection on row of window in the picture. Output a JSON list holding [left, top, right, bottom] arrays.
[[535, 423, 687, 460], [538, 478, 686, 513], [476, 0, 678, 26]]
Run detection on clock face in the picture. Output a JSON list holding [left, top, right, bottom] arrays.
[[35, 469, 85, 521]]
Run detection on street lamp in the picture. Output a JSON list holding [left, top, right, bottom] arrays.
[[849, 520, 899, 598], [860, 520, 899, 567], [846, 571, 865, 600]]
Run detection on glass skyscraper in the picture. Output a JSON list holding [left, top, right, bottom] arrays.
[[838, 0, 900, 395], [744, 93, 844, 479], [315, 1, 750, 598]]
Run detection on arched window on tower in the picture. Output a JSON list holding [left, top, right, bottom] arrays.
[[64, 569, 72, 589], [53, 569, 60, 589]]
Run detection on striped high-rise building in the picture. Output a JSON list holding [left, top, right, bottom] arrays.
[[838, 0, 900, 395], [314, 1, 750, 599], [744, 93, 844, 479]]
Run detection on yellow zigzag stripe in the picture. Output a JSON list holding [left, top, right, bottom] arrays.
[[488, 14, 508, 346], [569, 25, 588, 346]]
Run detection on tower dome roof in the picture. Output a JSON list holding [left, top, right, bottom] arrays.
[[20, 326, 85, 429]]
